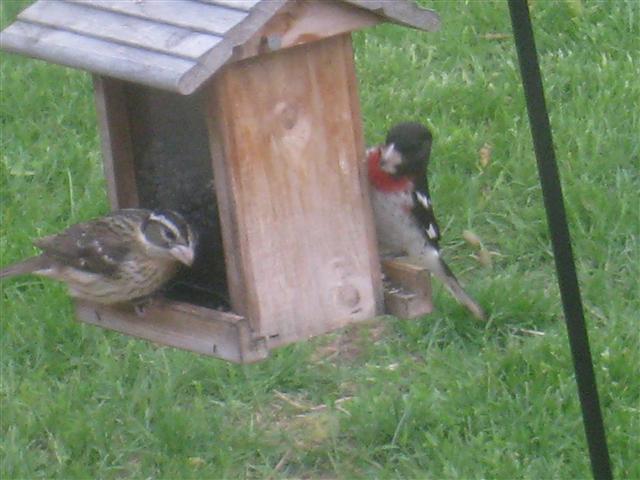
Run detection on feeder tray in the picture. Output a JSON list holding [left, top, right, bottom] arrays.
[[1, 0, 440, 362]]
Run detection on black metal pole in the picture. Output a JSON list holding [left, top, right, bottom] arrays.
[[507, 1, 612, 479]]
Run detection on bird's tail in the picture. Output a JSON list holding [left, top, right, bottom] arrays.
[[431, 256, 486, 321], [0, 255, 48, 279]]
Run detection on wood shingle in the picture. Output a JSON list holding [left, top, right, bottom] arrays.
[[1, 0, 439, 362], [1, 0, 439, 94]]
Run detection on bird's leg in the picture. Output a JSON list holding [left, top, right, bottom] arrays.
[[131, 295, 158, 316]]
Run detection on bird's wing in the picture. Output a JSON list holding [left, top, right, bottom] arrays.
[[411, 176, 441, 248], [34, 219, 131, 276]]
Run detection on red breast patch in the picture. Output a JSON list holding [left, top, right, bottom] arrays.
[[367, 147, 412, 193]]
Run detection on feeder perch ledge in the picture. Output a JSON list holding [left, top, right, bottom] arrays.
[[0, 0, 440, 363]]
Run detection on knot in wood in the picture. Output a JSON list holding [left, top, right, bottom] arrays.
[[274, 101, 298, 130], [334, 284, 361, 310]]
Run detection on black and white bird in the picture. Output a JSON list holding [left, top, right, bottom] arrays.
[[367, 122, 486, 320], [0, 208, 196, 305]]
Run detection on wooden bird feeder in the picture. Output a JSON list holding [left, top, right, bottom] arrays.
[[1, 0, 440, 362]]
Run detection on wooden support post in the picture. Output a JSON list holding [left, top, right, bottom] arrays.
[[382, 258, 433, 319], [92, 75, 138, 209]]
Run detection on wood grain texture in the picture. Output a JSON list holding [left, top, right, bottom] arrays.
[[93, 76, 139, 209], [342, 33, 385, 317], [1, 0, 439, 94], [206, 34, 381, 345], [198, 0, 261, 11], [344, 0, 440, 32], [19, 1, 222, 60], [206, 87, 251, 323], [231, 0, 382, 62], [382, 257, 433, 319], [2, 21, 194, 92], [75, 300, 268, 363], [73, 0, 248, 36]]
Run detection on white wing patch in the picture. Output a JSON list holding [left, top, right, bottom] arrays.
[[426, 223, 438, 240], [415, 191, 431, 209], [92, 239, 104, 255]]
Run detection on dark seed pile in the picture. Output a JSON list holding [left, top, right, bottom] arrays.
[[125, 84, 230, 309]]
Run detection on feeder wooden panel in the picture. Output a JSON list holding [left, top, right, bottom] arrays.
[[93, 76, 138, 209], [93, 76, 229, 302], [1, 0, 440, 362], [207, 33, 383, 346], [231, 0, 381, 62]]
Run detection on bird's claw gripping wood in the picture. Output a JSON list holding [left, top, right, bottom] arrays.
[[368, 122, 486, 320], [0, 208, 196, 305], [381, 257, 433, 319]]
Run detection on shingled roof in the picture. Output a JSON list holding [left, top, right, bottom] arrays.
[[0, 0, 439, 94]]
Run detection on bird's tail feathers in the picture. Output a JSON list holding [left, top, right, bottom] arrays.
[[0, 255, 49, 279], [432, 257, 486, 321]]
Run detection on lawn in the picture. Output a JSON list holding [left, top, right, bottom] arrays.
[[1, 0, 638, 478]]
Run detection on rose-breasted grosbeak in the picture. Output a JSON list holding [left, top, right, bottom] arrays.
[[0, 208, 196, 305], [367, 122, 486, 320]]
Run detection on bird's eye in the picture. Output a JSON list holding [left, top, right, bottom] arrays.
[[164, 229, 177, 241]]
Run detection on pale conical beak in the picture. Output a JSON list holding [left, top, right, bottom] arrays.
[[381, 143, 396, 162], [171, 245, 195, 266], [380, 143, 401, 173]]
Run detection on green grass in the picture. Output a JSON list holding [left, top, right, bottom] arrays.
[[1, 0, 638, 478]]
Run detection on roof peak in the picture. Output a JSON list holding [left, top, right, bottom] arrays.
[[1, 0, 439, 94]]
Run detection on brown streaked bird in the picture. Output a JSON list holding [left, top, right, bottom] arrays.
[[0, 208, 196, 305]]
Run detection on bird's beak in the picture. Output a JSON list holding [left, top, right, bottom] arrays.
[[171, 245, 195, 266], [380, 143, 401, 173], [381, 143, 396, 162]]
